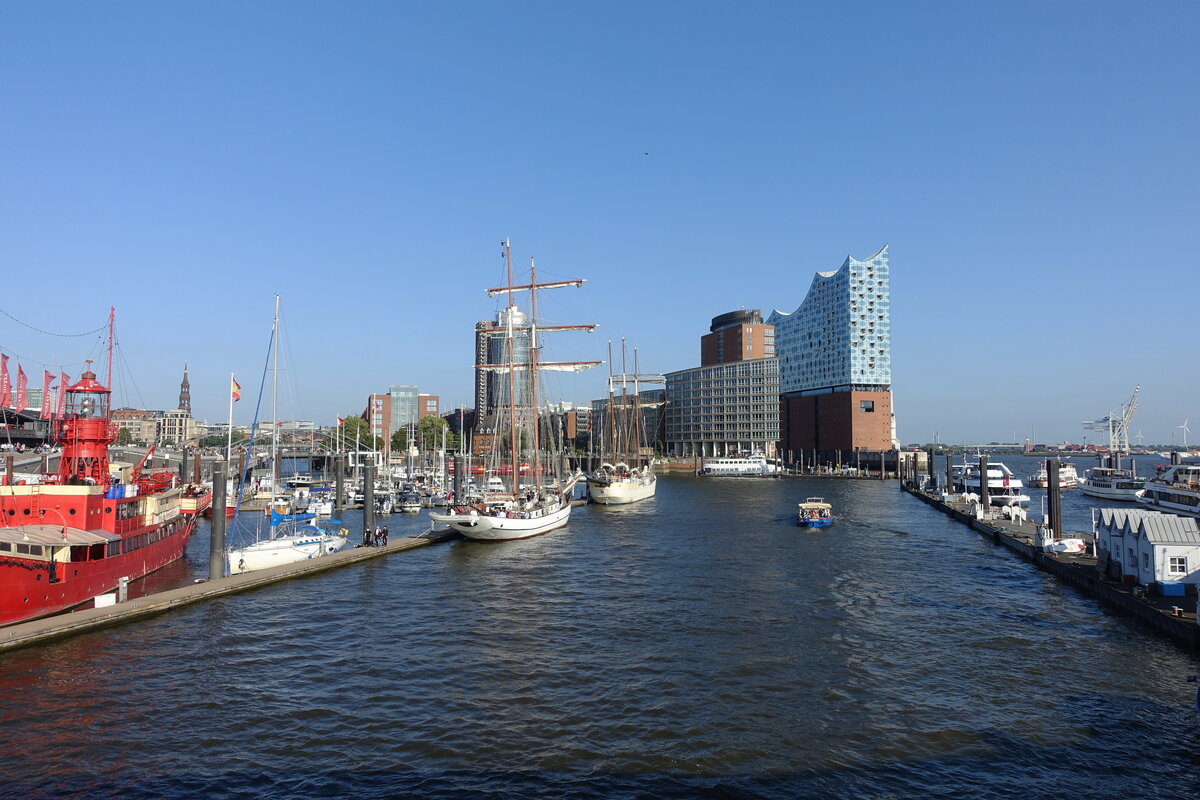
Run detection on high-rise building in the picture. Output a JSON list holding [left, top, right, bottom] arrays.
[[767, 245, 894, 463], [472, 304, 532, 454], [664, 309, 780, 458], [700, 309, 775, 365]]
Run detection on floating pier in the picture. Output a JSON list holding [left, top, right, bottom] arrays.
[[0, 529, 459, 654], [903, 483, 1199, 651]]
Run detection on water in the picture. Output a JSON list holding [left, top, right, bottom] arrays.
[[1, 474, 1198, 799]]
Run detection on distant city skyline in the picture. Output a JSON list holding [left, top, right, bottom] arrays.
[[1, 2, 1195, 444]]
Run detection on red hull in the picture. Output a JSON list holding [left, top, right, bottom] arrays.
[[0, 516, 196, 626]]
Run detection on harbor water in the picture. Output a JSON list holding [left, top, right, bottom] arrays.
[[2, 471, 1198, 798]]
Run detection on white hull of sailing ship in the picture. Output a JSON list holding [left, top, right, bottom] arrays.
[[228, 530, 350, 573], [430, 497, 573, 540], [588, 468, 657, 505]]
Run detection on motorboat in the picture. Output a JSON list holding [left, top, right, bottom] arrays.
[[796, 497, 833, 528], [1136, 464, 1200, 518]]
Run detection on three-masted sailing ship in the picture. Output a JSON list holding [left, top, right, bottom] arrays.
[[431, 239, 598, 540], [586, 339, 660, 505]]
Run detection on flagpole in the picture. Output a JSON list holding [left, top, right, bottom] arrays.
[[226, 373, 235, 466]]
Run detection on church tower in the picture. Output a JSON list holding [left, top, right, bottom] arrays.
[[179, 362, 191, 413]]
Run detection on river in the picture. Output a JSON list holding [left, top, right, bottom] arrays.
[[1, 470, 1197, 799]]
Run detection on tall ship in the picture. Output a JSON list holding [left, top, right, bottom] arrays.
[[431, 239, 598, 540], [0, 322, 199, 626], [587, 339, 659, 505]]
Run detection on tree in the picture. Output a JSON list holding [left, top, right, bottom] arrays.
[[338, 415, 383, 451], [116, 427, 134, 446], [391, 428, 407, 452], [417, 415, 449, 451]]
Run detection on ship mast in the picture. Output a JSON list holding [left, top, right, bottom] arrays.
[[106, 306, 114, 391]]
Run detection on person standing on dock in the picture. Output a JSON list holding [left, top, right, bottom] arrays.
[[381, 525, 388, 546]]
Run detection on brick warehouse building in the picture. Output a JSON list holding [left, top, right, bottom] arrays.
[[767, 245, 896, 465]]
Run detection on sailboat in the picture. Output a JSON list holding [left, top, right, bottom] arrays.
[[430, 239, 599, 540], [587, 339, 659, 505], [227, 296, 350, 573]]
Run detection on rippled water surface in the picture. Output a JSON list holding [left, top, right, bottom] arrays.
[[2, 473, 1198, 799]]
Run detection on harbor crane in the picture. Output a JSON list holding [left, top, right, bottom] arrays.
[[1082, 385, 1140, 455]]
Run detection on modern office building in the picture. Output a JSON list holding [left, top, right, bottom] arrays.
[[767, 245, 895, 464], [665, 310, 779, 458]]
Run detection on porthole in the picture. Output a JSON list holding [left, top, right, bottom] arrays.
[[36, 574, 42, 581], [69, 508, 76, 515], [22, 509, 30, 516]]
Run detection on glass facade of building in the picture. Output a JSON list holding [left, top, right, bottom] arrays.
[[388, 385, 419, 429], [768, 245, 891, 395], [664, 358, 779, 458]]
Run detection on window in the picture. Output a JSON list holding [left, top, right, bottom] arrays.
[[1169, 556, 1188, 574], [1128, 548, 1137, 568], [1143, 553, 1150, 569], [860, 400, 875, 412]]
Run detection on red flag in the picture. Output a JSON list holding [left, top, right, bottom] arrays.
[[0, 354, 9, 408], [14, 365, 28, 411], [231, 376, 241, 402], [39, 371, 54, 419], [337, 416, 345, 426], [56, 372, 69, 418]]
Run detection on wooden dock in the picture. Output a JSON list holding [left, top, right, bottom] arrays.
[[0, 529, 459, 654], [903, 484, 1199, 651]]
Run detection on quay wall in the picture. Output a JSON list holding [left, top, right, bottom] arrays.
[[903, 485, 1200, 651]]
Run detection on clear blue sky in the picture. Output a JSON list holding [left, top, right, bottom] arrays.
[[1, 1, 1196, 446]]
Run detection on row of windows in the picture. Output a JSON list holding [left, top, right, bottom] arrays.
[[1126, 548, 1191, 574]]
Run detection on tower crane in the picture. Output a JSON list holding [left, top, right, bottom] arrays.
[[1082, 385, 1140, 455]]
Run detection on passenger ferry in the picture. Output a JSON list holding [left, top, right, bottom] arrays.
[[1078, 466, 1144, 501], [1136, 464, 1200, 518], [952, 461, 1030, 507], [698, 453, 779, 476], [1026, 461, 1079, 488]]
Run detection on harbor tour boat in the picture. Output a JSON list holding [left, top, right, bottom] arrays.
[[587, 339, 660, 506], [1026, 461, 1079, 488], [698, 452, 779, 477], [796, 497, 834, 528], [1078, 465, 1145, 501], [0, 343, 199, 626], [430, 239, 598, 541], [1135, 464, 1200, 518], [953, 461, 1030, 507]]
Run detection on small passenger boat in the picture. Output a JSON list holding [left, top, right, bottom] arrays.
[[796, 497, 834, 528]]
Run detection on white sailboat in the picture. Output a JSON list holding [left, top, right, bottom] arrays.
[[431, 239, 599, 540], [228, 296, 350, 573], [587, 339, 659, 505]]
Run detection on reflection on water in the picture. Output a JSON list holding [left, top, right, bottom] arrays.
[[1, 473, 1197, 799]]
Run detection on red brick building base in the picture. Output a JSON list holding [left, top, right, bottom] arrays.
[[779, 390, 893, 463]]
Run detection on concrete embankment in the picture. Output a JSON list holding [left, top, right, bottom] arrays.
[[0, 530, 459, 654], [903, 484, 1199, 651]]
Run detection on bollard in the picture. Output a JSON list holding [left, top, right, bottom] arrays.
[[210, 461, 227, 579], [117, 576, 129, 603]]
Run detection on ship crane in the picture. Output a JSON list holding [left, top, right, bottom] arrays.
[[1082, 385, 1140, 455]]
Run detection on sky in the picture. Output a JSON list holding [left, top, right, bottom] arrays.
[[1, 1, 1196, 446]]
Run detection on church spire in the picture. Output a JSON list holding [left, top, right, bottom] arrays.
[[179, 362, 191, 413]]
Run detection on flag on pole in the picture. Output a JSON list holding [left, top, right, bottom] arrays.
[[57, 372, 69, 418], [337, 416, 345, 426], [14, 365, 28, 411], [0, 354, 10, 408], [39, 371, 54, 419], [231, 376, 241, 402]]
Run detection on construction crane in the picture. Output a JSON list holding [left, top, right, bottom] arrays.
[[1082, 385, 1140, 455]]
